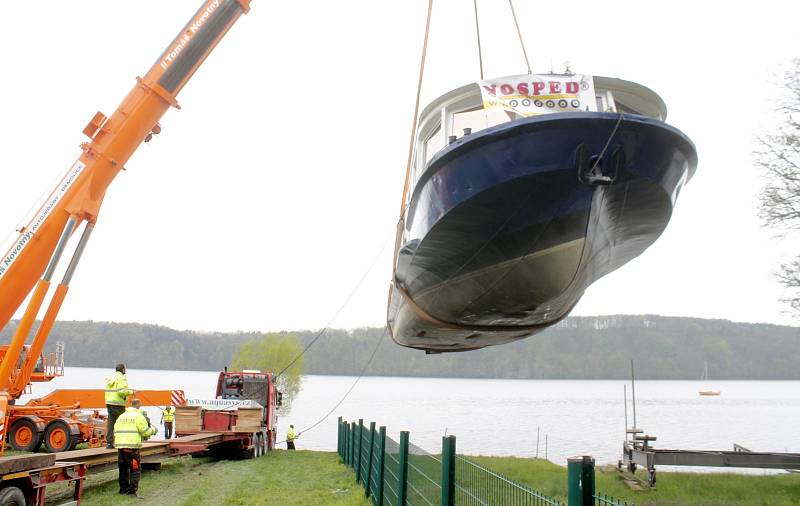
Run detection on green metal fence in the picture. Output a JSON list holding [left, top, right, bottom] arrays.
[[338, 418, 628, 506], [455, 456, 561, 505]]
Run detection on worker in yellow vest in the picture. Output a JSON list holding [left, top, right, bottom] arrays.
[[161, 406, 175, 439], [114, 399, 157, 497], [105, 363, 133, 449], [287, 424, 298, 450]]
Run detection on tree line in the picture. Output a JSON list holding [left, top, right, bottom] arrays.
[[2, 315, 798, 379]]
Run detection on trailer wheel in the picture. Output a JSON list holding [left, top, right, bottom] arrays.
[[44, 420, 77, 453], [0, 485, 26, 506], [8, 419, 43, 452]]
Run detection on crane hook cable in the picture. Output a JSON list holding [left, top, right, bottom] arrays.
[[275, 328, 387, 445], [473, 0, 484, 80], [393, 0, 434, 269], [508, 0, 531, 74]]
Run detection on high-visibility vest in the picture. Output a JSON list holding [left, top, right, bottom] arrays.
[[287, 428, 297, 442], [104, 371, 133, 406], [114, 407, 156, 449], [163, 408, 175, 422]]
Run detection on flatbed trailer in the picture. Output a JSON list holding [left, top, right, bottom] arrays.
[[0, 432, 266, 504], [0, 453, 86, 505]]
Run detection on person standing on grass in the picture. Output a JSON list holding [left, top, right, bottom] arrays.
[[105, 363, 133, 449], [161, 405, 175, 439], [287, 425, 298, 450], [114, 399, 157, 497]]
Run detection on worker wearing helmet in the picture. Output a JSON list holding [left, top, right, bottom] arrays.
[[161, 406, 175, 439], [105, 363, 134, 449], [287, 425, 298, 450], [114, 399, 157, 497]]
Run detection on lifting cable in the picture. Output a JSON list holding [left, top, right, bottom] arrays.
[[275, 328, 387, 445], [473, 0, 484, 80], [508, 0, 531, 74], [393, 0, 434, 270], [275, 230, 393, 379]]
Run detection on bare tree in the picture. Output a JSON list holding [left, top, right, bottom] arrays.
[[756, 58, 800, 312]]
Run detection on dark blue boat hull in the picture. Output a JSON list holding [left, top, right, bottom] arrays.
[[388, 112, 697, 352]]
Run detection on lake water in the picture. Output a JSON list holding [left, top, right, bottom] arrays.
[[23, 368, 800, 472]]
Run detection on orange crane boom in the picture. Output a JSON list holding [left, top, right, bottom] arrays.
[[0, 0, 253, 449]]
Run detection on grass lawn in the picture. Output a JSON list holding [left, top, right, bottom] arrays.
[[46, 451, 370, 506], [469, 455, 800, 506], [36, 450, 800, 505]]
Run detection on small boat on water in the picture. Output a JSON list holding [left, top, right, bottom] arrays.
[[699, 360, 721, 396], [388, 73, 698, 352]]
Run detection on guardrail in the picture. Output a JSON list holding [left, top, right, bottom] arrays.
[[338, 418, 629, 506]]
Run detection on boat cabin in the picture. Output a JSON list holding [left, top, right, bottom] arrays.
[[410, 75, 668, 189]]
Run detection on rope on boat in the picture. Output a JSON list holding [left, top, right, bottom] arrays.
[[275, 230, 393, 379], [394, 0, 434, 271], [473, 0, 484, 80], [590, 112, 625, 173], [275, 328, 387, 445], [508, 0, 531, 74]]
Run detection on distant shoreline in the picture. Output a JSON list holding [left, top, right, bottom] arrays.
[[6, 315, 799, 380]]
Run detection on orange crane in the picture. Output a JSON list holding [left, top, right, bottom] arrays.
[[0, 0, 253, 452]]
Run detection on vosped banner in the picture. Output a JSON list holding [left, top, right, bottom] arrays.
[[479, 74, 596, 117]]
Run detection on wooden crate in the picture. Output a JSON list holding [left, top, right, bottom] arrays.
[[176, 405, 204, 432], [233, 408, 263, 432]]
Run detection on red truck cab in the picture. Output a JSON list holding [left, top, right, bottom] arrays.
[[215, 369, 280, 450]]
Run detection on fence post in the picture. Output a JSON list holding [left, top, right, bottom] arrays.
[[377, 426, 386, 504], [351, 422, 357, 469], [337, 417, 343, 459], [366, 421, 376, 497], [397, 431, 409, 506], [349, 422, 355, 468], [567, 456, 595, 506], [356, 419, 364, 483], [440, 435, 456, 506]]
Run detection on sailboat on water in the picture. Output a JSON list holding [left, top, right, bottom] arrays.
[[699, 361, 721, 396]]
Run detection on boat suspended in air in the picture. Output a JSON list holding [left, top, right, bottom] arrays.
[[388, 72, 698, 352]]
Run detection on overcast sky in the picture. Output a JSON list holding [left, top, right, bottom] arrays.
[[1, 0, 798, 334]]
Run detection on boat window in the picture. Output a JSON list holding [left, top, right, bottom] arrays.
[[595, 90, 616, 112], [614, 100, 641, 115], [425, 126, 445, 163], [451, 107, 516, 137], [595, 96, 605, 112]]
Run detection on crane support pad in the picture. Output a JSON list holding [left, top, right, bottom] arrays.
[[0, 453, 56, 475]]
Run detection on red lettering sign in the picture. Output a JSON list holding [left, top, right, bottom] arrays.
[[566, 82, 579, 94], [532, 82, 545, 95], [549, 82, 561, 94]]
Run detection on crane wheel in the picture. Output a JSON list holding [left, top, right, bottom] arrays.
[[44, 421, 77, 453], [8, 419, 44, 452], [0, 486, 26, 506]]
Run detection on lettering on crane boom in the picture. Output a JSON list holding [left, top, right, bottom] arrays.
[[0, 161, 86, 280], [160, 0, 223, 71], [187, 398, 263, 410]]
